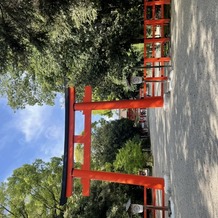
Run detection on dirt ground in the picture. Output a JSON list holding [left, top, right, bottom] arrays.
[[148, 1, 218, 217]]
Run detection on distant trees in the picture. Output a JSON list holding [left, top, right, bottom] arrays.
[[92, 118, 152, 174], [92, 118, 140, 168]]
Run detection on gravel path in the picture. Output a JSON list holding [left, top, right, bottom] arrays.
[[148, 1, 218, 217]]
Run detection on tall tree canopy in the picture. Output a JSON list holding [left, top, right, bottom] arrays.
[[0, 157, 143, 217], [0, 0, 143, 109], [0, 117, 151, 217], [0, 157, 64, 217]]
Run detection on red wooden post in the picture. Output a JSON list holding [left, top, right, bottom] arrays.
[[152, 189, 156, 218], [74, 97, 163, 111], [144, 19, 171, 25], [81, 86, 92, 196], [144, 76, 168, 82], [162, 187, 166, 218], [73, 169, 164, 189], [144, 187, 147, 218], [66, 87, 75, 197], [144, 0, 171, 99]]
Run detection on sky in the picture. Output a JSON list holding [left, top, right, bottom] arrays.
[[0, 95, 104, 183]]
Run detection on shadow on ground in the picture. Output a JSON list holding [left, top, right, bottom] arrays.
[[149, 1, 218, 217]]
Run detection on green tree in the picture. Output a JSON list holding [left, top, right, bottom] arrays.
[[0, 0, 143, 109], [113, 136, 153, 174], [68, 181, 132, 218], [75, 143, 84, 163], [69, 0, 143, 101], [0, 0, 98, 109], [1, 157, 64, 217], [92, 118, 140, 169], [0, 157, 143, 217], [0, 182, 14, 217]]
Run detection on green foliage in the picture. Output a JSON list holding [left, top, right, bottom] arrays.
[[67, 180, 144, 218], [113, 136, 152, 174], [0, 182, 10, 217], [0, 0, 143, 109], [0, 0, 98, 109], [0, 156, 144, 217], [92, 118, 140, 169], [0, 116, 151, 217], [92, 109, 113, 118], [0, 157, 64, 217], [75, 143, 84, 163]]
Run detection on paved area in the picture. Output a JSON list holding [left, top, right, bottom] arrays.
[[149, 1, 218, 217]]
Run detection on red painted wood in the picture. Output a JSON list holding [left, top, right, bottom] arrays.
[[74, 97, 163, 110], [81, 86, 92, 196], [73, 169, 164, 189]]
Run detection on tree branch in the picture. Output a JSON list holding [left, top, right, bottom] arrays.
[[0, 204, 16, 217], [0, 3, 5, 23]]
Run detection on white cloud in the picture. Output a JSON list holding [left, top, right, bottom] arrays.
[[0, 96, 67, 182], [44, 125, 63, 140], [15, 105, 50, 142], [39, 125, 65, 160], [40, 142, 64, 161], [15, 106, 65, 161]]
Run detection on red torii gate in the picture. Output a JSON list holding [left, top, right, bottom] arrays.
[[142, 0, 172, 217], [60, 86, 166, 217], [143, 0, 171, 98]]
